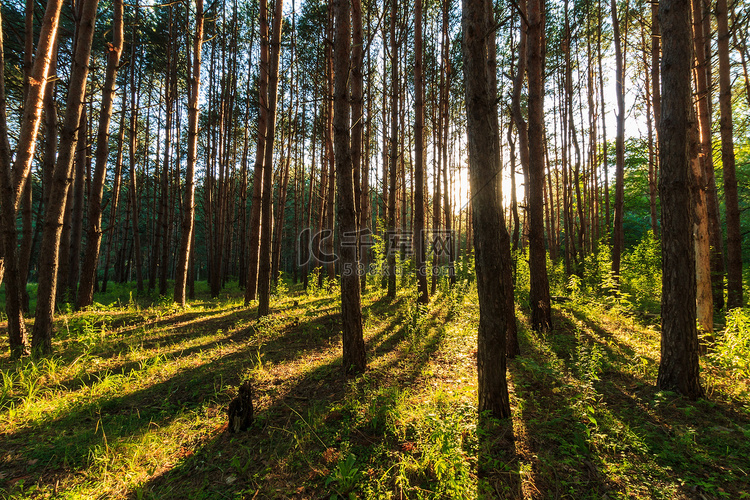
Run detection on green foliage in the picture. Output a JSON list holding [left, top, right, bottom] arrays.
[[513, 248, 530, 306], [708, 308, 750, 380], [325, 453, 361, 499], [368, 219, 388, 289], [272, 272, 289, 301], [620, 230, 662, 311]]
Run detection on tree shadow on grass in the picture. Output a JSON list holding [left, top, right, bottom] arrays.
[[130, 296, 457, 498], [546, 305, 750, 498], [502, 311, 619, 500], [0, 299, 364, 495]]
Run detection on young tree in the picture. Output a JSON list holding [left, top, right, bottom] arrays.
[[656, 0, 704, 399], [462, 0, 512, 418]]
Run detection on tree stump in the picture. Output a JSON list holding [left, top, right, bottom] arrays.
[[227, 380, 253, 432]]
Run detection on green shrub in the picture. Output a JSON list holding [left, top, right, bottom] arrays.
[[708, 308, 750, 379], [620, 230, 661, 311]]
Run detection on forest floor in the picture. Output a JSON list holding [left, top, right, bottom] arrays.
[[0, 279, 749, 499]]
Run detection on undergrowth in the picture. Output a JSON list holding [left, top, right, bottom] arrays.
[[0, 266, 748, 499]]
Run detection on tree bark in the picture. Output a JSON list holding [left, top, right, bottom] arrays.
[[527, 0, 552, 332], [487, 0, 518, 357], [656, 0, 704, 399], [0, 0, 65, 358], [334, 0, 367, 374], [257, 0, 285, 317], [76, 0, 124, 309], [33, 0, 100, 354], [716, 0, 743, 309], [174, 0, 204, 306], [386, 0, 398, 299], [611, 0, 626, 279], [462, 0, 512, 419], [245, 0, 269, 304], [414, 0, 428, 305]]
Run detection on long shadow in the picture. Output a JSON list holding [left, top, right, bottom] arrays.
[[538, 305, 750, 498], [599, 370, 750, 499], [20, 302, 345, 403], [0, 300, 364, 491], [131, 297, 454, 498], [2, 291, 468, 497], [504, 311, 618, 499]]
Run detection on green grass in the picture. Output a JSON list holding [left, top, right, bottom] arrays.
[[1, 278, 748, 499]]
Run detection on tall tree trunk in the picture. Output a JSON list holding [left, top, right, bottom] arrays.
[[386, 0, 398, 299], [611, 0, 626, 279], [334, 0, 366, 374], [690, 0, 714, 335], [462, 0, 512, 419], [716, 0, 743, 309], [487, 0, 519, 357], [153, 6, 174, 296], [102, 100, 127, 294], [656, 0, 704, 399], [598, 0, 610, 237], [414, 0, 428, 304], [66, 108, 88, 300], [510, 0, 530, 257], [127, 5, 144, 294], [174, 0, 204, 306], [245, 0, 270, 304], [650, 0, 661, 236], [33, 0, 100, 354], [77, 0, 124, 310], [527, 0, 552, 332], [0, 0, 65, 358], [257, 0, 285, 317]]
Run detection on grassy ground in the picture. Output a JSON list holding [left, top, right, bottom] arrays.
[[1, 279, 748, 499]]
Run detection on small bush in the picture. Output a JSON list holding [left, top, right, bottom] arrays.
[[708, 308, 750, 379], [620, 230, 661, 311]]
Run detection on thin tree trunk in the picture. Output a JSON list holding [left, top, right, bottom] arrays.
[[611, 0, 626, 279], [127, 5, 144, 293], [174, 0, 204, 306], [257, 0, 285, 317], [174, 0, 204, 307], [66, 108, 88, 299], [33, 0, 100, 354], [414, 0, 428, 304], [387, 0, 398, 299], [716, 0, 743, 309], [77, 0, 124, 309], [102, 100, 127, 294]]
